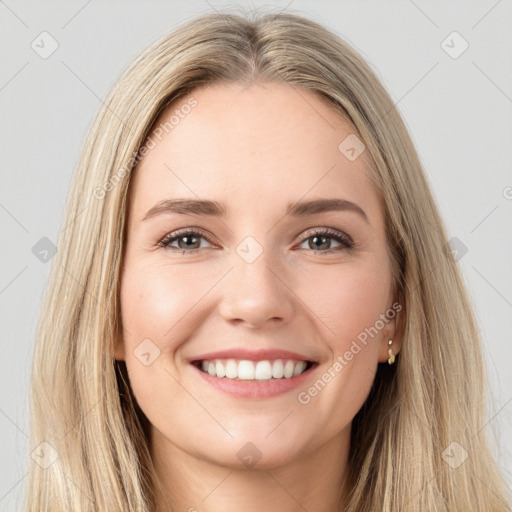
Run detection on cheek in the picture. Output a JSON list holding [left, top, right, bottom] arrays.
[[120, 260, 212, 348], [301, 258, 391, 346], [292, 261, 388, 414], [119, 258, 226, 399], [119, 261, 211, 425]]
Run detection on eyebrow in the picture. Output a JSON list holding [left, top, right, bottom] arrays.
[[142, 197, 369, 223]]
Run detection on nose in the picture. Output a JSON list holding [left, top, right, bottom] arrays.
[[218, 247, 296, 329]]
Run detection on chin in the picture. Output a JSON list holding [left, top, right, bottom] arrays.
[[204, 443, 307, 471], [190, 429, 312, 471]]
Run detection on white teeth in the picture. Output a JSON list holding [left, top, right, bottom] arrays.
[[197, 358, 310, 380], [283, 360, 295, 378], [255, 361, 272, 380], [272, 360, 284, 378], [293, 361, 307, 376], [215, 360, 226, 378], [238, 360, 255, 380], [225, 359, 237, 379]]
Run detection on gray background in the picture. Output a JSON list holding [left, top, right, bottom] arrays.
[[1, 0, 511, 509]]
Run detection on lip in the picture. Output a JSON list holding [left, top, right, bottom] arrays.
[[191, 363, 317, 399], [189, 348, 316, 363], [188, 348, 319, 399]]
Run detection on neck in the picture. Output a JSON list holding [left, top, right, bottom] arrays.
[[151, 427, 352, 512]]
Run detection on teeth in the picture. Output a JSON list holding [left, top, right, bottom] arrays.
[[283, 360, 295, 378], [293, 361, 307, 376], [197, 358, 310, 380], [255, 361, 272, 380], [272, 360, 284, 378], [215, 360, 226, 378], [238, 360, 255, 380], [226, 359, 237, 379]]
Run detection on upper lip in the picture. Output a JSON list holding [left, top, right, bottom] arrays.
[[189, 348, 317, 363]]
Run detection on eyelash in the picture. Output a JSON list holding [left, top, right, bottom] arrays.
[[157, 227, 354, 255]]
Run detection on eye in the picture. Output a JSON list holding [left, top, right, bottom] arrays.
[[158, 228, 215, 254], [296, 228, 354, 254], [158, 227, 354, 255]]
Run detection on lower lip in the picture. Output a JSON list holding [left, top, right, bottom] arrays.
[[191, 364, 316, 399]]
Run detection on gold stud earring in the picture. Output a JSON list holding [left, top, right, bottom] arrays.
[[387, 339, 395, 365]]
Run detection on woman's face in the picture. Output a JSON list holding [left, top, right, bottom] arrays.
[[117, 81, 401, 469]]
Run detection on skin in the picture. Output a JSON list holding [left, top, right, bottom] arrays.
[[115, 81, 403, 512]]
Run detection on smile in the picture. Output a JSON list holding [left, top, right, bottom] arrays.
[[194, 358, 312, 380]]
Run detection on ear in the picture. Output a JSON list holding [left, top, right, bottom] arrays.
[[378, 299, 404, 363]]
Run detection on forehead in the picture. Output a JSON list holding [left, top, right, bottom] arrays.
[[129, 81, 382, 224]]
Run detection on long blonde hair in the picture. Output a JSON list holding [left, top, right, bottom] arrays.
[[26, 8, 511, 511]]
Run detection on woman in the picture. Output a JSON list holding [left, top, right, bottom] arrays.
[[26, 9, 511, 512]]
